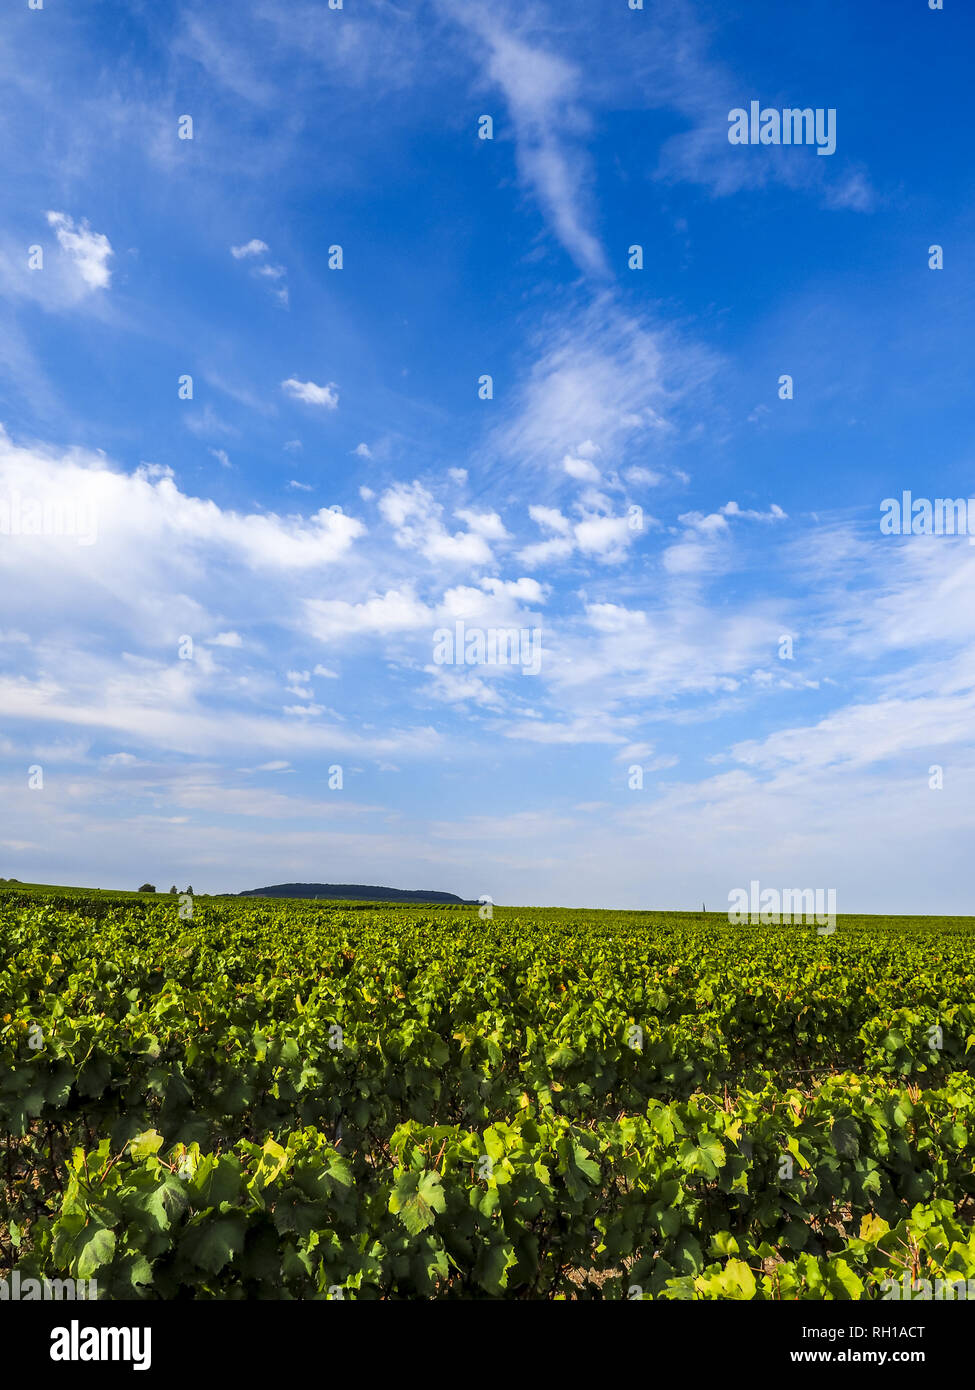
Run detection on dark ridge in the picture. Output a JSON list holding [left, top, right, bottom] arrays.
[[238, 882, 476, 904]]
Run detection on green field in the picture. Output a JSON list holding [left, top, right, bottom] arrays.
[[1, 883, 973, 1299]]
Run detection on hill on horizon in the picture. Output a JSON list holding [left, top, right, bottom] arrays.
[[238, 882, 476, 904]]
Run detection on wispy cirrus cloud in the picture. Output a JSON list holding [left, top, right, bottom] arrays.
[[445, 1, 609, 277], [231, 238, 288, 305], [481, 294, 717, 496]]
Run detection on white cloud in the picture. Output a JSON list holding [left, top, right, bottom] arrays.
[[305, 588, 433, 641], [518, 498, 638, 569], [720, 500, 787, 523], [662, 501, 786, 576], [454, 508, 508, 540], [478, 576, 547, 606], [731, 687, 975, 776], [518, 536, 575, 567], [282, 378, 339, 409], [502, 715, 625, 746], [423, 665, 505, 709], [0, 667, 438, 760], [529, 505, 571, 535], [562, 452, 601, 483], [379, 481, 495, 567], [573, 514, 632, 561], [229, 239, 288, 302], [45, 212, 113, 290], [305, 573, 546, 647], [536, 596, 783, 708], [230, 239, 269, 259], [353, 443, 373, 459], [625, 466, 663, 488], [0, 431, 364, 588]]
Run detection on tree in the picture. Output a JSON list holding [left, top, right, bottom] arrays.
[[185, 885, 194, 895], [170, 885, 178, 895], [138, 883, 156, 893]]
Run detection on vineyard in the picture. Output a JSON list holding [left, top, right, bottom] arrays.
[[1, 884, 973, 1300]]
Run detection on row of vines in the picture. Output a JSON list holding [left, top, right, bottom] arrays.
[[1, 889, 973, 1297]]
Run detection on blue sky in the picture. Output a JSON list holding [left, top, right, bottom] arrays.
[[1, 0, 973, 910]]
